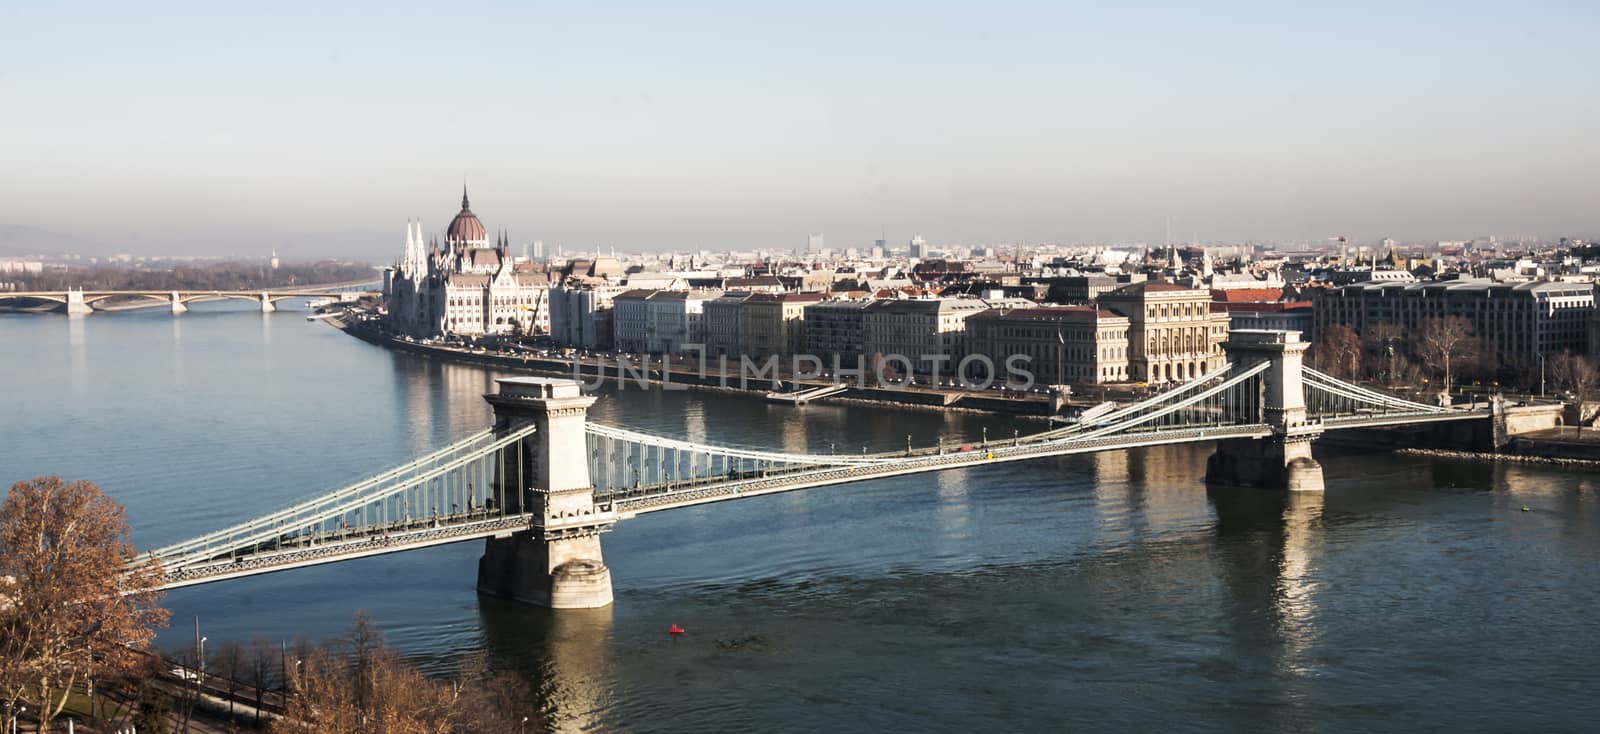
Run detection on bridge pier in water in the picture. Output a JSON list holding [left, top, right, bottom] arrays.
[[170, 290, 189, 314], [65, 288, 93, 315], [477, 377, 616, 608], [258, 291, 276, 312], [1205, 330, 1326, 493]]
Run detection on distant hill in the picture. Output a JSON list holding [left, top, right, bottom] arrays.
[[0, 223, 396, 261]]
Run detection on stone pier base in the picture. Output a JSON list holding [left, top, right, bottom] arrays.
[[477, 531, 613, 609], [65, 289, 93, 315], [1206, 437, 1325, 493], [171, 292, 189, 314]]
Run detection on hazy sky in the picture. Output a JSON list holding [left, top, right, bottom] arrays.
[[3, 1, 1597, 254]]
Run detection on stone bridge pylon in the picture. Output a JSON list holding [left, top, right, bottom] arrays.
[[477, 377, 617, 608], [1204, 330, 1326, 492]]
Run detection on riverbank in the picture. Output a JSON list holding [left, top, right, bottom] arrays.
[[1398, 447, 1600, 469], [326, 314, 1065, 418]]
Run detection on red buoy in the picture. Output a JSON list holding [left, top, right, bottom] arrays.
[[669, 624, 685, 635]]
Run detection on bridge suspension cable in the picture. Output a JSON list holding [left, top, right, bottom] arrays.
[[1301, 367, 1451, 416], [585, 422, 899, 466], [145, 425, 536, 573], [1033, 361, 1239, 441], [144, 428, 496, 563], [1054, 360, 1269, 443]]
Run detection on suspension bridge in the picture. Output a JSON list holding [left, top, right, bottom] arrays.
[[127, 330, 1486, 607]]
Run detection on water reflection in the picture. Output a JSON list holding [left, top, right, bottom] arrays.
[[1208, 487, 1326, 712], [68, 315, 89, 397], [478, 598, 615, 733], [934, 466, 970, 541]]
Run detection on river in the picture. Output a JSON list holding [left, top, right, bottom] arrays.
[[2, 304, 1597, 732]]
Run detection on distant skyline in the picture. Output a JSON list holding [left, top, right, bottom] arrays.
[[3, 1, 1597, 255]]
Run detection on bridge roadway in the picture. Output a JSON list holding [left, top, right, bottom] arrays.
[[151, 408, 1483, 590], [154, 508, 621, 590]]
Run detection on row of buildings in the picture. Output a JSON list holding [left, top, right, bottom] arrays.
[[542, 269, 1600, 387], [547, 280, 1229, 385], [385, 189, 1600, 387]]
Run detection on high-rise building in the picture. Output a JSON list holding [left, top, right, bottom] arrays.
[[807, 233, 826, 253], [909, 235, 927, 259]]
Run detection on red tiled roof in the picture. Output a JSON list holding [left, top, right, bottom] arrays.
[[1211, 288, 1287, 303]]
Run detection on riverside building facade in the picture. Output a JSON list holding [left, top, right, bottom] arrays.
[[1314, 279, 1595, 367], [1098, 282, 1230, 384]]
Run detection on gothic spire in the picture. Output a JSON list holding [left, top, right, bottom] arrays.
[[461, 183, 470, 211]]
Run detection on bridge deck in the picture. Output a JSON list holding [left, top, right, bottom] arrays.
[[602, 423, 1273, 513], [155, 511, 543, 590]]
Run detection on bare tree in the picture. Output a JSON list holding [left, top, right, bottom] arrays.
[[210, 639, 247, 719], [1363, 321, 1408, 385], [1549, 352, 1600, 433], [0, 477, 170, 728], [276, 614, 536, 734], [246, 637, 279, 725], [1315, 323, 1363, 379], [1416, 316, 1480, 396]]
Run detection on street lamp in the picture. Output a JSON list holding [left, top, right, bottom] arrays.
[[521, 716, 530, 734], [1540, 353, 1546, 397]]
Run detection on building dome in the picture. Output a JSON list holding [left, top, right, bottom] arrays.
[[446, 186, 487, 243]]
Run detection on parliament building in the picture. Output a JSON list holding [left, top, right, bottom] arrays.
[[384, 188, 549, 337]]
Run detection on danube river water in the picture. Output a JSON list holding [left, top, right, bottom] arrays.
[[3, 304, 1598, 732]]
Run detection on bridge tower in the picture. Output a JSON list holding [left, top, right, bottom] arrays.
[[1205, 330, 1325, 492], [477, 377, 616, 608]]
